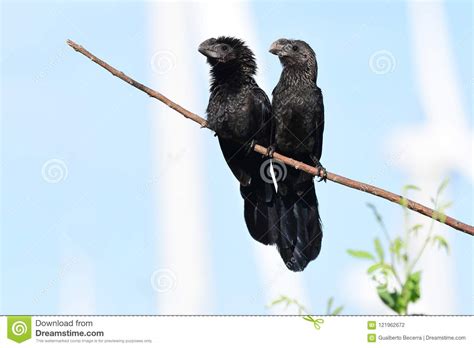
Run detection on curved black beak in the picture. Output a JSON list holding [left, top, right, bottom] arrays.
[[198, 38, 219, 59]]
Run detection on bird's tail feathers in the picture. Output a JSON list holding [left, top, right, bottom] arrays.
[[241, 183, 279, 246], [275, 182, 323, 272]]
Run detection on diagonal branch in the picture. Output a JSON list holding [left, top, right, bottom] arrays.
[[66, 39, 474, 237]]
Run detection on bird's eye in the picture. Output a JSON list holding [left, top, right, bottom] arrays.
[[292, 45, 298, 51], [222, 45, 228, 51]]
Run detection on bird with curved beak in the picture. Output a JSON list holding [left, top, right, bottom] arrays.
[[267, 38, 326, 271], [198, 36, 280, 250], [199, 38, 235, 63]]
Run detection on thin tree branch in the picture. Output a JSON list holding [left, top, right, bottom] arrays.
[[66, 39, 474, 237]]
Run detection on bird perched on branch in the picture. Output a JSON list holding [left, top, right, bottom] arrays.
[[269, 38, 326, 271], [198, 36, 279, 246]]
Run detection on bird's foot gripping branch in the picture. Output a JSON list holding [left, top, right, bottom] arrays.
[[66, 39, 474, 237]]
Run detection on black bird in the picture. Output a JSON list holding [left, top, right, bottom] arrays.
[[269, 38, 326, 271], [198, 37, 279, 246]]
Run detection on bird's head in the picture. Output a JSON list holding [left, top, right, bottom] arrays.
[[269, 38, 316, 69], [198, 37, 256, 74]]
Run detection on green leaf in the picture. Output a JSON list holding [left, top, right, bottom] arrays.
[[439, 213, 447, 223], [432, 235, 450, 254], [377, 285, 397, 311], [381, 264, 395, 275], [374, 238, 384, 261], [409, 224, 423, 236], [438, 201, 453, 212], [331, 306, 344, 316], [400, 185, 420, 207], [432, 211, 447, 223], [402, 184, 421, 192], [269, 296, 287, 306], [367, 263, 383, 274], [326, 297, 333, 314], [366, 203, 387, 230], [402, 254, 409, 263], [437, 178, 449, 196], [390, 237, 404, 259], [347, 249, 375, 260], [399, 197, 409, 207], [398, 271, 421, 312], [377, 285, 410, 315], [367, 263, 394, 276]]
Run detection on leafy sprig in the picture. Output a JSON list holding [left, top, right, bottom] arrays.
[[267, 295, 343, 330], [347, 179, 451, 315]]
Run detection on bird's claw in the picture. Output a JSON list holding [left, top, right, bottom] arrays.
[[317, 167, 327, 182], [266, 145, 276, 158], [311, 156, 327, 182]]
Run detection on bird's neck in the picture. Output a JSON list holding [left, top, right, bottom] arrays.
[[280, 64, 317, 88], [210, 60, 256, 90]]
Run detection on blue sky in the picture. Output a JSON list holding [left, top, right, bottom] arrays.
[[1, 0, 472, 315]]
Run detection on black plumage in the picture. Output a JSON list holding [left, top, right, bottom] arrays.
[[198, 37, 278, 246], [269, 38, 326, 271]]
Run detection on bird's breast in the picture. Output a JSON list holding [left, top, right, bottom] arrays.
[[274, 94, 316, 156], [207, 92, 252, 141]]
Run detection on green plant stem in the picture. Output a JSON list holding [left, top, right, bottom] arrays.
[[407, 217, 436, 275], [392, 265, 404, 288], [381, 219, 403, 288], [403, 205, 410, 278], [407, 196, 439, 275]]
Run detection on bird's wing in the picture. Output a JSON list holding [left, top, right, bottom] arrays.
[[241, 86, 280, 246], [250, 85, 273, 147], [217, 86, 272, 187], [218, 137, 253, 186], [312, 87, 325, 161]]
